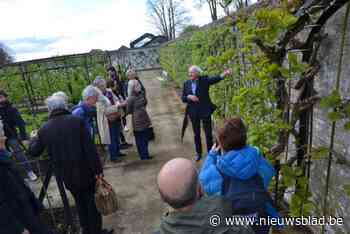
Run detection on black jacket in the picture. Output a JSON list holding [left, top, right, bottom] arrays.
[[0, 150, 45, 234], [0, 101, 27, 140], [182, 76, 223, 119], [28, 109, 103, 192]]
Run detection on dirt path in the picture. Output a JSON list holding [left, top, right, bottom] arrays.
[[103, 70, 196, 234]]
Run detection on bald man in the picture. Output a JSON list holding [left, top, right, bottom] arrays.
[[156, 158, 254, 234]]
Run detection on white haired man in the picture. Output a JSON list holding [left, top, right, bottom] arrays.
[[28, 95, 113, 234], [72, 86, 100, 137], [182, 65, 232, 161]]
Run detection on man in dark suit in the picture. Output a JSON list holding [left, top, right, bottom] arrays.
[[182, 65, 232, 161]]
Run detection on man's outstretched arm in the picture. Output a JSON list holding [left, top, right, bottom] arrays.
[[208, 69, 233, 85]]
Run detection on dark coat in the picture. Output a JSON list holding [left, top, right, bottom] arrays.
[[126, 93, 151, 132], [182, 76, 223, 119], [181, 76, 223, 140], [159, 196, 254, 234], [0, 150, 45, 234], [28, 109, 103, 192], [0, 101, 27, 140]]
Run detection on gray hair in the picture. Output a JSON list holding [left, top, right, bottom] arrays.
[[46, 95, 68, 112], [189, 65, 203, 74], [92, 76, 106, 90], [128, 79, 142, 97], [82, 85, 100, 101], [126, 69, 137, 79], [52, 91, 68, 102]]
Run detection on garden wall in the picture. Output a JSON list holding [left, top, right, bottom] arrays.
[[109, 46, 161, 71], [307, 6, 350, 234]]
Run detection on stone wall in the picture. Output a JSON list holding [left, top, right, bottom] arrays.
[[307, 5, 350, 234], [109, 46, 161, 71]]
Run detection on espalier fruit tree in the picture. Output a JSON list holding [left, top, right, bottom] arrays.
[[160, 0, 350, 219]]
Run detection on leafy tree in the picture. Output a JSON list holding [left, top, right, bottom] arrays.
[[179, 25, 200, 36], [195, 0, 220, 21], [195, 0, 251, 21], [146, 0, 190, 40], [0, 42, 14, 65]]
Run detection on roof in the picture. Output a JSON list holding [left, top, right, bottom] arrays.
[[130, 33, 168, 48]]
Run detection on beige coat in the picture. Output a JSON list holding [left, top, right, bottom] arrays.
[[96, 94, 111, 145]]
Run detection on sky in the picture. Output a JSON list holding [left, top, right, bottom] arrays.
[[0, 0, 221, 62]]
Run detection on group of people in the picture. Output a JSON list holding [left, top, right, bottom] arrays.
[[0, 64, 280, 234], [0, 67, 153, 234], [72, 67, 153, 162]]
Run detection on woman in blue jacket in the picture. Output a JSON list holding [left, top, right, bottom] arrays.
[[199, 117, 280, 234]]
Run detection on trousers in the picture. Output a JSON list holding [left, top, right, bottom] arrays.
[[70, 186, 102, 234], [190, 116, 213, 156]]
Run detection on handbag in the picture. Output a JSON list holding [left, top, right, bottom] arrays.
[[95, 178, 118, 216], [105, 105, 122, 122]]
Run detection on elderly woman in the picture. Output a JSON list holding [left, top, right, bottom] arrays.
[[126, 69, 146, 98], [27, 95, 112, 234], [93, 76, 125, 162], [122, 79, 152, 160], [72, 86, 100, 137]]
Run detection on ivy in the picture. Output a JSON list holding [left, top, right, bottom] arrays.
[[344, 184, 350, 197]]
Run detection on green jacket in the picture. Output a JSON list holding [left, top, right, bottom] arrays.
[[159, 196, 254, 234]]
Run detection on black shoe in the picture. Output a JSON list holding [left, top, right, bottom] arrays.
[[120, 143, 133, 149], [194, 155, 202, 162], [119, 152, 127, 157], [141, 156, 153, 160], [101, 229, 114, 234]]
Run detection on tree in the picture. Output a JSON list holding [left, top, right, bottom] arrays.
[[195, 0, 220, 21], [179, 25, 200, 36], [147, 0, 190, 40], [195, 0, 251, 20], [220, 0, 251, 15], [0, 42, 14, 65]]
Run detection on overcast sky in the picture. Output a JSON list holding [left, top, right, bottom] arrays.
[[0, 0, 220, 62]]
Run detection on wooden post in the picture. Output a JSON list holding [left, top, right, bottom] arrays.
[[84, 55, 90, 83], [20, 64, 36, 115]]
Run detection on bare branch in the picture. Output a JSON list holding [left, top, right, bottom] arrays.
[[147, 0, 190, 40]]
